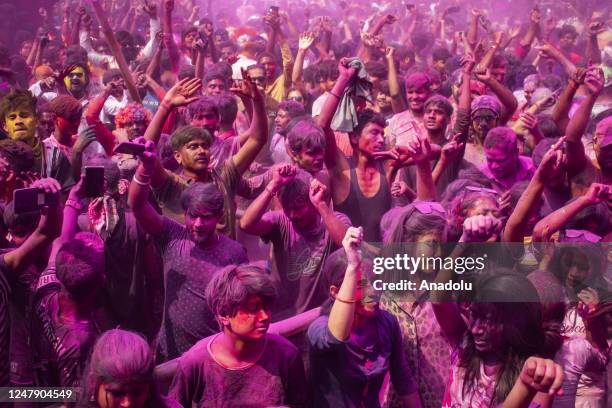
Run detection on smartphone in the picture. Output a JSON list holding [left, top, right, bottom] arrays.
[[447, 6, 460, 13], [13, 188, 45, 214], [269, 6, 279, 16], [84, 166, 105, 198], [113, 141, 146, 156]]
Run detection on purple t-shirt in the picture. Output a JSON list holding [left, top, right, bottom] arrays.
[[308, 311, 417, 407], [155, 218, 248, 361], [169, 333, 309, 407]]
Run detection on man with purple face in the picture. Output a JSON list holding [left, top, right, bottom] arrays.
[[481, 127, 535, 192], [387, 72, 431, 147], [128, 173, 248, 361]]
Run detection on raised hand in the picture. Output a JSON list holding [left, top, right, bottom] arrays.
[[529, 7, 541, 25], [298, 32, 315, 50], [342, 227, 363, 268], [162, 77, 202, 108], [534, 137, 566, 183], [383, 14, 397, 25], [508, 25, 521, 39], [133, 137, 157, 173], [474, 67, 493, 84], [518, 357, 563, 396], [584, 66, 604, 97], [270, 163, 297, 189], [440, 133, 465, 164], [230, 69, 263, 101], [459, 52, 476, 74], [577, 287, 600, 316], [338, 57, 357, 81], [460, 214, 503, 242], [142, 0, 157, 18], [309, 178, 329, 208], [583, 183, 612, 205], [406, 126, 432, 164]]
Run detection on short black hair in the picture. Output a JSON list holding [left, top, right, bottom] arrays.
[[181, 182, 224, 214], [353, 109, 386, 137], [171, 125, 214, 151]]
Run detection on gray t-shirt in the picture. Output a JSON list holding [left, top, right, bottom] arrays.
[[261, 211, 351, 320], [155, 218, 248, 361]]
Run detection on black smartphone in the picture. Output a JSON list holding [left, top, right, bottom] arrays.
[[13, 188, 46, 214], [84, 166, 105, 198], [113, 141, 146, 156], [269, 6, 279, 16]]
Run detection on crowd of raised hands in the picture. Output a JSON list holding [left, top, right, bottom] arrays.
[[0, 0, 611, 407]]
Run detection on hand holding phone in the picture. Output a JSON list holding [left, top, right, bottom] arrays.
[[84, 166, 105, 198], [114, 142, 146, 156]]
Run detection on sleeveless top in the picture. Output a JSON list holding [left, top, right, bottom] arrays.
[[335, 160, 391, 243]]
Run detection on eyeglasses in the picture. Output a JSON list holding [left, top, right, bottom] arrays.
[[465, 186, 499, 196], [288, 96, 304, 102], [250, 76, 266, 84], [413, 201, 446, 215], [472, 114, 497, 123], [561, 229, 602, 243]]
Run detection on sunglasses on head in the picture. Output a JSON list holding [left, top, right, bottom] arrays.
[[561, 229, 602, 243], [465, 186, 500, 196], [413, 201, 446, 215]]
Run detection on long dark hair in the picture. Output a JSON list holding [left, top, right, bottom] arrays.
[[460, 270, 545, 404]]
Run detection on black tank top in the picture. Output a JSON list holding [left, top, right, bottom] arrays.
[[335, 160, 392, 243]]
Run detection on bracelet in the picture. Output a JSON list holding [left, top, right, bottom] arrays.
[[133, 176, 151, 186], [329, 91, 341, 99], [334, 296, 358, 304], [65, 198, 83, 212]]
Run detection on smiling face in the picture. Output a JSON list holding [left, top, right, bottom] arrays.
[[406, 85, 430, 114], [259, 56, 277, 80], [3, 108, 37, 143], [64, 66, 87, 95]]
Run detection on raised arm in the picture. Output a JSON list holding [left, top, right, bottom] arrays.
[[551, 69, 583, 134], [585, 21, 604, 65], [309, 179, 348, 247], [467, 9, 482, 47], [318, 59, 354, 172], [230, 72, 269, 175], [503, 138, 565, 243], [385, 47, 408, 114], [475, 69, 518, 124], [91, 0, 141, 103], [240, 165, 295, 236], [3, 179, 61, 272], [127, 140, 164, 236], [410, 133, 437, 201], [532, 183, 612, 242], [476, 32, 504, 72], [515, 8, 541, 61], [535, 43, 577, 78], [328, 227, 363, 341], [564, 68, 604, 174], [291, 32, 314, 88], [84, 83, 119, 155], [161, 0, 181, 73]]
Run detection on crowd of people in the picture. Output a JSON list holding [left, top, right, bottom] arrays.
[[0, 0, 611, 406]]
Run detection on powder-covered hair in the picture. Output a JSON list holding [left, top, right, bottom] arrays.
[[80, 329, 167, 408], [180, 182, 224, 215], [205, 264, 276, 328]]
